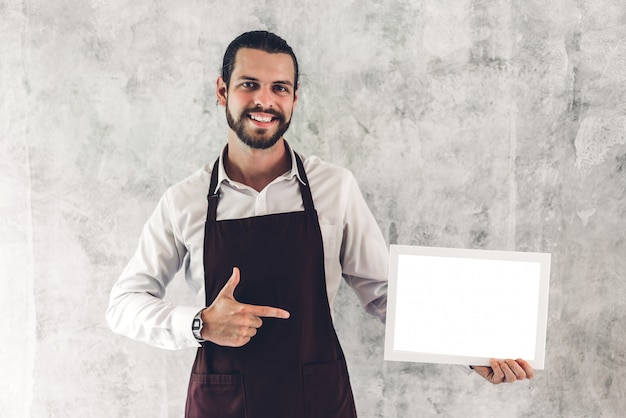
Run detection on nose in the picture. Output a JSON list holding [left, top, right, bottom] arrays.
[[253, 85, 273, 108]]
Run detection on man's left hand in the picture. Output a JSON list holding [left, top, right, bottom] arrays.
[[471, 358, 535, 384]]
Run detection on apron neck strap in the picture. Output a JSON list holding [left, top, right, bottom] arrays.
[[206, 151, 316, 222]]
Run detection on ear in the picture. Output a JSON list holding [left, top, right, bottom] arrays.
[[293, 87, 298, 108], [216, 76, 228, 106]]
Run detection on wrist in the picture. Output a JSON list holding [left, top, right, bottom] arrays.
[[192, 309, 205, 341]]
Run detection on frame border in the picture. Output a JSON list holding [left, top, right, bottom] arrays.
[[383, 245, 551, 369]]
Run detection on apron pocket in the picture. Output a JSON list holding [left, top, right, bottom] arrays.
[[302, 360, 356, 418], [186, 372, 247, 418]]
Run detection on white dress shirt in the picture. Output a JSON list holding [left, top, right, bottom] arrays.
[[106, 144, 389, 350]]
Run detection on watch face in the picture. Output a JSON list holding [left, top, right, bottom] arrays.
[[192, 318, 201, 331]]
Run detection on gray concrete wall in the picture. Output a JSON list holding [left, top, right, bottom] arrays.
[[2, 0, 625, 416]]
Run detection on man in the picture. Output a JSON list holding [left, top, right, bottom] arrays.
[[106, 30, 534, 418]]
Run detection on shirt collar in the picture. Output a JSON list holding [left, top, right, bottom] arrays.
[[214, 141, 306, 193]]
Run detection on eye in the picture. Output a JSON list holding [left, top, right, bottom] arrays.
[[273, 85, 290, 94], [241, 81, 258, 89]]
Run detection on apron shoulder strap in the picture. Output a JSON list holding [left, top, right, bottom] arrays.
[[293, 153, 316, 214], [206, 158, 220, 222]]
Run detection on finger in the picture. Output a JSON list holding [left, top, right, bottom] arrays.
[[516, 358, 535, 379], [237, 325, 258, 339], [489, 359, 505, 384], [244, 303, 290, 319], [229, 333, 253, 348], [218, 267, 240, 298], [499, 360, 517, 383], [505, 359, 527, 380], [241, 314, 263, 329]]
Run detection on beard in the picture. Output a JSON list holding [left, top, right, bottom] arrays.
[[226, 102, 292, 150]]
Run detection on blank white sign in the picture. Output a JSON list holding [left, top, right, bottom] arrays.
[[384, 245, 550, 369]]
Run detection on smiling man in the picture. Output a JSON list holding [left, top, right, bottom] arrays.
[[222, 47, 296, 151], [106, 31, 534, 418]]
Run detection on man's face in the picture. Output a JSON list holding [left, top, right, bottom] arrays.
[[218, 48, 298, 150]]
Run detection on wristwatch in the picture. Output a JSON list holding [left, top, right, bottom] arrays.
[[192, 311, 204, 341]]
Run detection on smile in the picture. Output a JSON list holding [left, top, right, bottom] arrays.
[[248, 113, 276, 123]]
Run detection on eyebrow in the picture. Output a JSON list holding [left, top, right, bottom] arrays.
[[237, 75, 294, 87]]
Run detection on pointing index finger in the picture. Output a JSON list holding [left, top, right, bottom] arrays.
[[245, 304, 290, 319]]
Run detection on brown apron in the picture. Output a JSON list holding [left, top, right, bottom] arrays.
[[185, 153, 357, 418]]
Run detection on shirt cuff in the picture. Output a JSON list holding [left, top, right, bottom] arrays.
[[172, 305, 206, 348]]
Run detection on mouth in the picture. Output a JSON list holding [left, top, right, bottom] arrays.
[[247, 112, 279, 127]]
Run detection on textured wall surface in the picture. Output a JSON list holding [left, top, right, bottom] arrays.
[[2, 0, 625, 417]]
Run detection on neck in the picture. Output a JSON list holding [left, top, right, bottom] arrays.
[[224, 135, 291, 192]]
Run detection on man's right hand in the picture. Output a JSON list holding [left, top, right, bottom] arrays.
[[200, 267, 290, 347]]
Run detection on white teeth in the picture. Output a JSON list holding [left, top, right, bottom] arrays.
[[250, 114, 273, 123]]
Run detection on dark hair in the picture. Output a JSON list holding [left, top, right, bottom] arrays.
[[221, 31, 299, 91]]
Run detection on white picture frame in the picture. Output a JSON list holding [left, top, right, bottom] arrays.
[[384, 245, 551, 369]]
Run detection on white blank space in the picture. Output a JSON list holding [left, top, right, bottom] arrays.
[[394, 254, 540, 359]]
